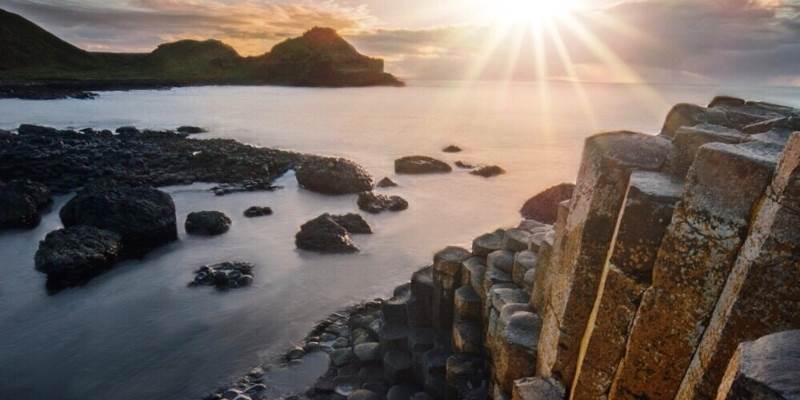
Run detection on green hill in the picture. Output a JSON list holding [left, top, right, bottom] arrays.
[[0, 9, 402, 90]]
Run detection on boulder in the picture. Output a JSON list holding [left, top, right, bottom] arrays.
[[519, 183, 575, 223], [470, 165, 505, 178], [189, 262, 254, 289], [442, 145, 462, 153], [0, 179, 52, 230], [185, 211, 231, 236], [59, 186, 177, 257], [295, 214, 359, 253], [243, 206, 273, 218], [353, 342, 381, 362], [296, 157, 374, 195], [472, 230, 505, 256], [376, 177, 398, 188], [395, 156, 452, 174], [34, 225, 123, 286], [357, 192, 409, 214]]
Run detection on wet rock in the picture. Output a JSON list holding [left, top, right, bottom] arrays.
[[353, 342, 381, 362], [395, 156, 452, 174], [432, 246, 471, 330], [512, 251, 537, 288], [243, 206, 273, 218], [0, 179, 52, 230], [519, 183, 575, 223], [34, 226, 123, 286], [296, 157, 374, 195], [376, 177, 398, 188], [60, 186, 178, 257], [494, 311, 541, 394], [330, 213, 372, 234], [185, 211, 232, 236], [189, 262, 255, 289], [470, 165, 505, 178], [295, 214, 361, 253], [177, 126, 206, 134], [330, 348, 355, 367], [442, 145, 462, 153], [116, 126, 140, 135], [357, 192, 409, 214]]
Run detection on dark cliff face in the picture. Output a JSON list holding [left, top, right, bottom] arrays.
[[0, 10, 402, 87]]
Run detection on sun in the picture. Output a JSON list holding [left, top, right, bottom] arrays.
[[483, 0, 580, 26]]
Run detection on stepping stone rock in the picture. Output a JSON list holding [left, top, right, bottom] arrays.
[[454, 285, 481, 322], [243, 206, 272, 218], [296, 156, 374, 195], [512, 251, 537, 288], [472, 230, 505, 256], [503, 228, 532, 252], [395, 156, 452, 174], [185, 211, 231, 236], [357, 191, 409, 214], [487, 250, 515, 274]]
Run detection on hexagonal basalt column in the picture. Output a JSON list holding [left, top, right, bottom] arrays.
[[432, 246, 471, 331], [571, 171, 682, 400], [677, 133, 800, 400], [537, 131, 670, 384], [610, 140, 784, 400]]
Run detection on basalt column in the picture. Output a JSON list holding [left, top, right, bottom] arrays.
[[676, 133, 800, 400], [609, 141, 784, 400], [537, 131, 670, 384], [571, 171, 683, 400]]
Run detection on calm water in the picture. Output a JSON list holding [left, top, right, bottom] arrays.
[[1, 81, 798, 400]]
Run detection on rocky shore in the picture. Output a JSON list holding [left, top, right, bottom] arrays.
[[208, 96, 800, 400]]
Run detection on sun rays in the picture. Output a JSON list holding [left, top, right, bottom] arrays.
[[442, 0, 669, 134]]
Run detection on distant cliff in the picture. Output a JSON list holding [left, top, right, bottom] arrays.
[[0, 9, 402, 98]]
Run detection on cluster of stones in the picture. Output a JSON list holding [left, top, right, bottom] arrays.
[[189, 262, 255, 289], [524, 97, 800, 400], [394, 153, 506, 178]]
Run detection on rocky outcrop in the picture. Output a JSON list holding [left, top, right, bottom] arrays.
[[0, 179, 52, 229], [34, 225, 123, 287], [519, 183, 574, 224], [395, 156, 452, 174], [189, 262, 254, 289], [442, 145, 462, 153], [357, 192, 409, 214], [295, 213, 371, 253], [185, 211, 231, 236], [59, 185, 178, 257], [296, 157, 374, 195]]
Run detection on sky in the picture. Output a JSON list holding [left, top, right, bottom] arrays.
[[2, 0, 800, 85]]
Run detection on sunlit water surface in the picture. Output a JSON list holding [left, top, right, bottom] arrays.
[[1, 81, 798, 400]]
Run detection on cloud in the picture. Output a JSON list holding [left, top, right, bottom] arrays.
[[2, 0, 800, 83]]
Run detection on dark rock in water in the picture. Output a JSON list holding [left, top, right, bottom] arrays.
[[357, 192, 409, 214], [176, 126, 206, 134], [442, 145, 462, 153], [0, 179, 52, 230], [17, 124, 60, 136], [185, 211, 231, 236], [296, 214, 362, 253], [189, 262, 254, 289], [60, 186, 178, 257], [211, 180, 279, 196], [377, 177, 398, 188], [244, 206, 273, 218], [115, 126, 140, 135], [330, 213, 373, 234], [296, 156, 374, 195], [34, 225, 123, 287], [470, 165, 505, 178], [395, 156, 452, 174], [519, 183, 575, 223], [455, 161, 475, 169]]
